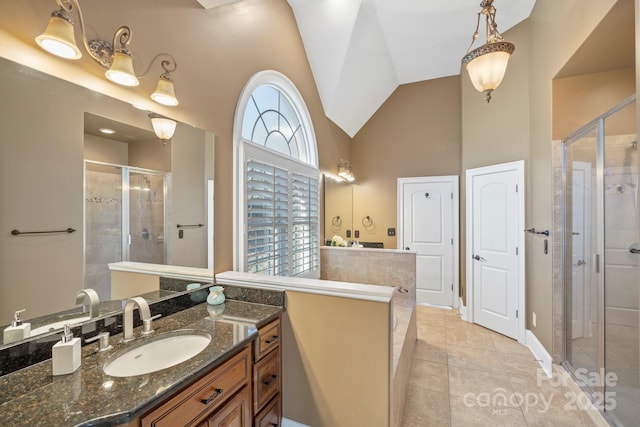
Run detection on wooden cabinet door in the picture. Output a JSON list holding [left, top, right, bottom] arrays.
[[254, 395, 281, 427], [204, 386, 251, 427]]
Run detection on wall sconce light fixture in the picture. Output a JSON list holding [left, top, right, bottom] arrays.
[[337, 159, 355, 182], [148, 113, 177, 145], [461, 0, 515, 102], [36, 0, 179, 106]]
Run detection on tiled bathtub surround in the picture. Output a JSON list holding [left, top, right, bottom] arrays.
[[321, 246, 416, 292]]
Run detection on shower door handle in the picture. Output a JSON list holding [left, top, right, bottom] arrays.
[[629, 248, 640, 254]]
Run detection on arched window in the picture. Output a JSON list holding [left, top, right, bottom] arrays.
[[233, 71, 319, 278]]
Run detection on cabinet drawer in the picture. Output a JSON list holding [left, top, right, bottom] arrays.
[[142, 346, 251, 427], [253, 347, 280, 413], [254, 394, 281, 427], [204, 385, 251, 427], [255, 319, 280, 361]]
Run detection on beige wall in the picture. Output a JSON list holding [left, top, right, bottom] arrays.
[[282, 291, 390, 426], [553, 68, 636, 139], [84, 134, 129, 165], [351, 76, 462, 249]]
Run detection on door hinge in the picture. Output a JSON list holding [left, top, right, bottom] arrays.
[[516, 309, 519, 318], [516, 247, 518, 255], [451, 238, 454, 245], [451, 192, 453, 199], [516, 184, 519, 192]]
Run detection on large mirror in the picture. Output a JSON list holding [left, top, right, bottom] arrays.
[[323, 174, 353, 244], [0, 57, 214, 346]]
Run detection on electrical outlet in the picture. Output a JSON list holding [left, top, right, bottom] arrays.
[[532, 312, 537, 327]]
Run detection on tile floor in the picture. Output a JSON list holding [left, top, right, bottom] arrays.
[[401, 305, 600, 427]]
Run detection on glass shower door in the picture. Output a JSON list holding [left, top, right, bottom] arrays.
[[127, 171, 165, 264], [563, 96, 638, 426], [564, 124, 601, 382], [603, 100, 638, 426]]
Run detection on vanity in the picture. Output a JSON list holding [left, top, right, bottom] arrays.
[[0, 296, 283, 426]]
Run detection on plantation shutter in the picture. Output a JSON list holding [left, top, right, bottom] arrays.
[[291, 172, 320, 276], [246, 159, 289, 276], [245, 158, 318, 277]]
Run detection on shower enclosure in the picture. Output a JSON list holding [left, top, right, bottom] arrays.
[[563, 96, 639, 426], [84, 161, 167, 300]]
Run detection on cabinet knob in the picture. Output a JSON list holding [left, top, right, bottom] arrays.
[[265, 335, 279, 344], [262, 374, 278, 386]]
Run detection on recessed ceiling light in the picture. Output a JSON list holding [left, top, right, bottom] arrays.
[[99, 128, 116, 135]]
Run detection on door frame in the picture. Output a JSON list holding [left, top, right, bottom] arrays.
[[397, 175, 460, 308], [465, 160, 525, 343]]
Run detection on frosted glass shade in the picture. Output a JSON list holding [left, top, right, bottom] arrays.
[[151, 76, 179, 106], [462, 41, 514, 100], [105, 51, 139, 87], [35, 14, 82, 60], [149, 114, 177, 140], [465, 50, 511, 93]]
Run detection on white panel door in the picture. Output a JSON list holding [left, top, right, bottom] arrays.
[[401, 179, 455, 306], [471, 169, 519, 338]]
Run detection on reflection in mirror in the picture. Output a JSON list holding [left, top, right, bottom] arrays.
[[323, 174, 353, 244], [0, 56, 214, 347]]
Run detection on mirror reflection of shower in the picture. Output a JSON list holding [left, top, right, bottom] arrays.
[[84, 162, 168, 301]]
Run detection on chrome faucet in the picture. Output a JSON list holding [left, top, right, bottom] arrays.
[[75, 289, 100, 319], [122, 297, 160, 342]]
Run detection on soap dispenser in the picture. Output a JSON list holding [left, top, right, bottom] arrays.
[[52, 325, 81, 375], [3, 309, 31, 344]]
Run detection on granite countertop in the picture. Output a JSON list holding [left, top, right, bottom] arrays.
[[0, 300, 283, 426]]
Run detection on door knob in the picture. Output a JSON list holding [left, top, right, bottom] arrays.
[[472, 254, 485, 261], [405, 247, 410, 250], [576, 260, 586, 266]]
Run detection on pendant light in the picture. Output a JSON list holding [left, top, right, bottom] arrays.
[[461, 0, 515, 102]]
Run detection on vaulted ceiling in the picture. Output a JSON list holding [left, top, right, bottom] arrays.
[[287, 0, 536, 137]]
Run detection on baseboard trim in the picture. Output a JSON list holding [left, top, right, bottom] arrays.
[[459, 298, 468, 322], [282, 418, 311, 427], [525, 329, 552, 378]]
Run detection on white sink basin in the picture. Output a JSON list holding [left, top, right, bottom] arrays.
[[30, 316, 91, 336], [104, 329, 211, 377]]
